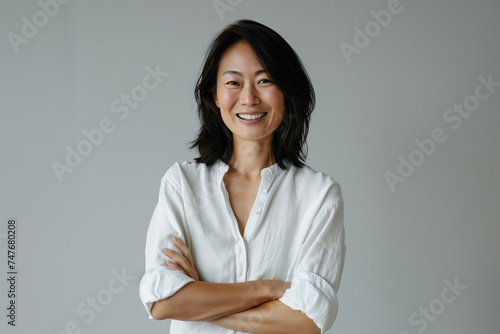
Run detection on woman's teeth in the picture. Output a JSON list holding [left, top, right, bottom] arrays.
[[237, 113, 266, 120]]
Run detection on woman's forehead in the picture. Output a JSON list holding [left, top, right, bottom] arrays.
[[218, 41, 263, 75]]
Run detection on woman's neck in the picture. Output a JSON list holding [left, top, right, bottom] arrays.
[[228, 136, 275, 180]]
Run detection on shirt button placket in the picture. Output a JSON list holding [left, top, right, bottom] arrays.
[[235, 236, 247, 282], [261, 169, 271, 196], [255, 169, 271, 216]]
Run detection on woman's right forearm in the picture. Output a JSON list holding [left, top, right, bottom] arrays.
[[151, 280, 289, 322]]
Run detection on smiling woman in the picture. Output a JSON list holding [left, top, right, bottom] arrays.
[[139, 20, 346, 334], [215, 40, 285, 145]]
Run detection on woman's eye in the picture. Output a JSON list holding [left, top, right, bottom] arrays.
[[259, 79, 272, 84], [226, 81, 239, 86]]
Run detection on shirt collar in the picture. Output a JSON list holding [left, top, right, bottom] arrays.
[[215, 159, 284, 178]]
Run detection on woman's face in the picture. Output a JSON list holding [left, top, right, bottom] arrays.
[[214, 40, 284, 143]]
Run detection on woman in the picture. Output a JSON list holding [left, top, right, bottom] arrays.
[[139, 20, 346, 334]]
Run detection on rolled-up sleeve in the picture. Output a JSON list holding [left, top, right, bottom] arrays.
[[139, 170, 195, 319], [279, 183, 346, 333]]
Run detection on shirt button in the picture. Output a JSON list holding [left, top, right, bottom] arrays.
[[262, 169, 271, 177], [254, 211, 260, 216], [262, 188, 268, 193]]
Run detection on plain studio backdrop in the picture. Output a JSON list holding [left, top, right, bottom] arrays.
[[1, 0, 499, 333]]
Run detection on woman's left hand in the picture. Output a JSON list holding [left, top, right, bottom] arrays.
[[162, 236, 200, 281]]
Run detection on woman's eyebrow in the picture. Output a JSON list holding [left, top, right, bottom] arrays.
[[222, 69, 267, 77]]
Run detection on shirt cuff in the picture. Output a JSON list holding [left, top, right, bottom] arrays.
[[139, 266, 195, 319], [279, 271, 339, 334]]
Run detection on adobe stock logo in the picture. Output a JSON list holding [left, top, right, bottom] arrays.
[[339, 0, 412, 64], [48, 267, 135, 334], [51, 64, 169, 183], [398, 277, 467, 334], [384, 74, 499, 192], [213, 0, 243, 21], [7, 0, 72, 54]]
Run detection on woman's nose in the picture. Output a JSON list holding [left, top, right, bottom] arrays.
[[239, 84, 260, 106]]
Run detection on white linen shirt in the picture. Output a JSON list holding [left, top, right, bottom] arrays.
[[139, 159, 346, 334]]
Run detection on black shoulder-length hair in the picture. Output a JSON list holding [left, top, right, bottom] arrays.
[[188, 19, 315, 170]]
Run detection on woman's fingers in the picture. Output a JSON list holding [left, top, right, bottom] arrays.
[[162, 238, 199, 281], [163, 248, 194, 278], [173, 236, 195, 266], [172, 237, 199, 279], [162, 248, 190, 270], [165, 260, 188, 276]]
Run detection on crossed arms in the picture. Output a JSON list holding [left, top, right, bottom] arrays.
[[150, 236, 320, 334]]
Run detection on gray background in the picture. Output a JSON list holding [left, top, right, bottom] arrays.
[[1, 0, 499, 333]]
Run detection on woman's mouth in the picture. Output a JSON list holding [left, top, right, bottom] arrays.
[[236, 112, 267, 120]]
